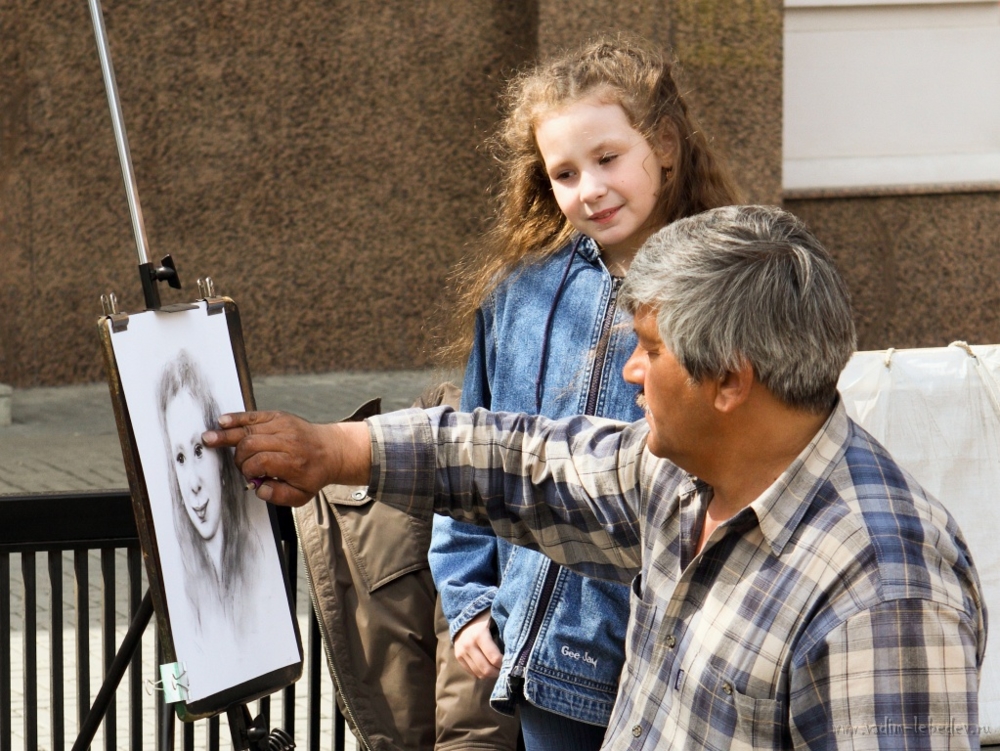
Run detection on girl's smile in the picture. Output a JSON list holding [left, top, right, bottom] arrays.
[[535, 95, 674, 272], [588, 206, 621, 224]]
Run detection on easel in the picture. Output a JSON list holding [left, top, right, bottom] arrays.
[[78, 1, 297, 748]]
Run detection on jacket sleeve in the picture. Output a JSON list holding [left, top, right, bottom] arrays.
[[427, 307, 502, 638]]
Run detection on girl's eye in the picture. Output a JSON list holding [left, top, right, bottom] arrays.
[[176, 452, 186, 465], [194, 444, 204, 458], [553, 170, 575, 182], [599, 152, 617, 165]]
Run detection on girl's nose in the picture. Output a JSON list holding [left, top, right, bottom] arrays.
[[579, 170, 607, 203]]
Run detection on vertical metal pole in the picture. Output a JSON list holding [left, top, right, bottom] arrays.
[[74, 551, 90, 736], [49, 552, 65, 751], [85, 0, 151, 268], [22, 553, 38, 751], [101, 549, 116, 751], [127, 548, 143, 751], [0, 554, 11, 751]]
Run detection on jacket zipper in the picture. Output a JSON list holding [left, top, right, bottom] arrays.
[[293, 511, 374, 751], [510, 274, 622, 686], [585, 276, 622, 416], [510, 561, 559, 682]]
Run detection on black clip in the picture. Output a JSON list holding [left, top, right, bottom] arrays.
[[226, 703, 295, 751]]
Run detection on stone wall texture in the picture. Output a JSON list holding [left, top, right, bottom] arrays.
[[787, 193, 1000, 351], [3, 0, 994, 387]]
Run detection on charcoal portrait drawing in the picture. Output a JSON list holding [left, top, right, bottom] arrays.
[[107, 303, 300, 703]]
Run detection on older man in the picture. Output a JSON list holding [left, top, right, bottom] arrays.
[[207, 205, 985, 749]]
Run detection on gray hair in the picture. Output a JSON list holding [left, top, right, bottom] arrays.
[[620, 205, 857, 412]]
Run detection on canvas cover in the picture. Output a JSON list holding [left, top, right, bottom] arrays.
[[838, 343, 1000, 744]]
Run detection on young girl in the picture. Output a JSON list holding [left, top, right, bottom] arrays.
[[430, 36, 740, 750]]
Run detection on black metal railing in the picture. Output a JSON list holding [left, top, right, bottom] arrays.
[[0, 490, 347, 751]]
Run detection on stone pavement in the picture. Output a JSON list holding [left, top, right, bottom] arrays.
[[0, 369, 458, 751]]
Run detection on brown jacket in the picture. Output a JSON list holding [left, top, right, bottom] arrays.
[[294, 383, 519, 751]]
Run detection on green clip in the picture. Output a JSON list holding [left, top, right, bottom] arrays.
[[159, 662, 189, 704]]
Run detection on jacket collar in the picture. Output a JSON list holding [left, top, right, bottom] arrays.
[[574, 234, 602, 264]]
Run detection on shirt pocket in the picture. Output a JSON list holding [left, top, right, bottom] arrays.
[[679, 661, 786, 751]]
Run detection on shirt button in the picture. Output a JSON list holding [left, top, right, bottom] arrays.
[[632, 725, 643, 737], [665, 634, 676, 648], [722, 682, 733, 695], [351, 489, 367, 501]]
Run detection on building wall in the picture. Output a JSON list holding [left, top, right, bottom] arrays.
[[788, 192, 1000, 351], [1, 0, 537, 386], [3, 0, 777, 386]]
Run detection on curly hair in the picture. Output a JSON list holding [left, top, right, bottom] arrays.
[[439, 34, 741, 366]]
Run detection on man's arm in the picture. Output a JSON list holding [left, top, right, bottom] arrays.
[[203, 411, 370, 506], [207, 405, 648, 580], [369, 406, 647, 583], [790, 599, 981, 749]]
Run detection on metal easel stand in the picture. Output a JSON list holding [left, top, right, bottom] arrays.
[[227, 704, 295, 751], [81, 0, 297, 748], [71, 591, 154, 751]]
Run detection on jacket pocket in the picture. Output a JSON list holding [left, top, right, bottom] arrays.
[[323, 484, 431, 592]]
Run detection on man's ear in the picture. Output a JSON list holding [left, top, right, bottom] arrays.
[[713, 361, 754, 413]]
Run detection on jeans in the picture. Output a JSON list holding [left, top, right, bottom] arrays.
[[519, 701, 606, 751]]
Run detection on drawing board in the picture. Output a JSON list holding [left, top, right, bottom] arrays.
[[99, 299, 302, 718]]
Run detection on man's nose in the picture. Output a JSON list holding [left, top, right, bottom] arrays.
[[622, 347, 644, 385]]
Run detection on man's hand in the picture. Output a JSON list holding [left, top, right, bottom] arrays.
[[203, 411, 370, 507], [453, 610, 503, 679]]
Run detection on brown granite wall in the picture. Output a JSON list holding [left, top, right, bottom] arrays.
[[787, 193, 1000, 351], [5, 0, 993, 387], [0, 0, 538, 386]]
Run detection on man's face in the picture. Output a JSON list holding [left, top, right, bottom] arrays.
[[623, 306, 718, 464]]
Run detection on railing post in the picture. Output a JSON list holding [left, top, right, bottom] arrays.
[[1, 553, 11, 751], [22, 553, 37, 751], [49, 551, 65, 751]]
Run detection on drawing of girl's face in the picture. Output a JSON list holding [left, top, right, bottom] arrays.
[[165, 387, 224, 543]]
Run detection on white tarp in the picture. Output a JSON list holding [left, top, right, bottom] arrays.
[[838, 343, 1000, 744]]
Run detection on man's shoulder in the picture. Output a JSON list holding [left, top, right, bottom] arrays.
[[823, 421, 980, 612]]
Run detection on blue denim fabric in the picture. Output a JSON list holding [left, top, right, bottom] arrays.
[[519, 702, 606, 751], [428, 236, 644, 726]]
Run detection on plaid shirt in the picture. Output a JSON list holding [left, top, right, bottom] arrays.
[[369, 402, 986, 750]]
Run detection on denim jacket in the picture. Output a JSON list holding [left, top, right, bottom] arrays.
[[428, 235, 644, 726]]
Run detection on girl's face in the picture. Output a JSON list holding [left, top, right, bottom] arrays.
[[535, 96, 673, 266], [165, 388, 224, 543]]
